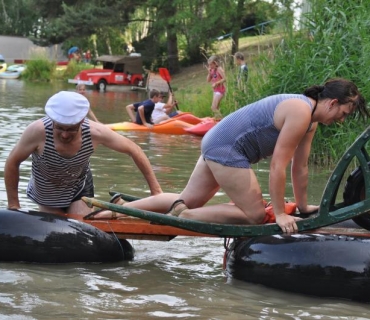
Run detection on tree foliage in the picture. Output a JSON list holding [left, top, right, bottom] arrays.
[[255, 0, 370, 163], [0, 0, 39, 36], [0, 0, 281, 72]]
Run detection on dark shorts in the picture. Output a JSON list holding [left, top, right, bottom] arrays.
[[72, 169, 94, 202], [169, 111, 179, 117]]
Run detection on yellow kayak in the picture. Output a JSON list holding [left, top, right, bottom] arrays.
[[0, 62, 7, 73]]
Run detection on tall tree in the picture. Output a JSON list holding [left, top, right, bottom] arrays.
[[0, 0, 39, 36], [231, 0, 246, 54], [143, 0, 180, 73], [29, 0, 141, 45], [2, 0, 281, 72]]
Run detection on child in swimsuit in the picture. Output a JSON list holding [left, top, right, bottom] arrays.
[[206, 55, 226, 119]]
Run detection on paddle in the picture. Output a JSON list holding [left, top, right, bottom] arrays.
[[159, 68, 179, 110]]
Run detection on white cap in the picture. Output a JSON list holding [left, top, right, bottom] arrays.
[[45, 91, 89, 125]]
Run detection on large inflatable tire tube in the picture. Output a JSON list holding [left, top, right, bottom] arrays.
[[0, 209, 134, 263], [343, 163, 370, 230], [226, 234, 370, 302]]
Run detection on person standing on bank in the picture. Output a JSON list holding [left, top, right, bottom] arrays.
[[233, 52, 248, 90], [126, 89, 161, 128], [5, 91, 162, 216], [103, 78, 368, 233], [207, 55, 226, 119]]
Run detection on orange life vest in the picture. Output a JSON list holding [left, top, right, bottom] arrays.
[[262, 200, 297, 224]]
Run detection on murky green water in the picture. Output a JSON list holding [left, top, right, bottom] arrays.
[[0, 79, 368, 319]]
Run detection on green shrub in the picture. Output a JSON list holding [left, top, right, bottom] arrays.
[[22, 53, 56, 82], [250, 0, 370, 165], [60, 60, 95, 81]]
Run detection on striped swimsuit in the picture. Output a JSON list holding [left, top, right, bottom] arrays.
[[201, 94, 313, 168], [27, 117, 94, 207]]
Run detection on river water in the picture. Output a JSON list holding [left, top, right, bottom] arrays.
[[0, 79, 369, 319]]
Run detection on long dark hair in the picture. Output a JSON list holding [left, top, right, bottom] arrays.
[[303, 78, 369, 119]]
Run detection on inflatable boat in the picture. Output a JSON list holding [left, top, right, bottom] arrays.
[[0, 208, 134, 263]]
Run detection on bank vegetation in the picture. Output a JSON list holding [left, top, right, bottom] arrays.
[[3, 0, 370, 165]]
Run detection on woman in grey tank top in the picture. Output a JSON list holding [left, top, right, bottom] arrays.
[[107, 78, 369, 232]]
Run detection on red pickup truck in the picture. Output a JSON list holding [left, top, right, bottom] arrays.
[[68, 54, 145, 91]]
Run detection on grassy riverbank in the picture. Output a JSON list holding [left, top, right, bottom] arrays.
[[170, 34, 281, 118], [22, 27, 370, 167]]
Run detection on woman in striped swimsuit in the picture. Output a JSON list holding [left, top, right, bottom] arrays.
[[113, 78, 368, 233]]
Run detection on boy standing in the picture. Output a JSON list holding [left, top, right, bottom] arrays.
[[234, 52, 248, 89]]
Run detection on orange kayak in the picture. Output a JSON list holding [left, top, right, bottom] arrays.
[[106, 118, 194, 134], [184, 119, 218, 136], [72, 214, 214, 241], [171, 112, 213, 125]]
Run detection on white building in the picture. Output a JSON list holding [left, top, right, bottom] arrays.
[[0, 35, 66, 63]]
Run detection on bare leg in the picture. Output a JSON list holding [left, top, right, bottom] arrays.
[[211, 93, 223, 118], [38, 199, 93, 217], [124, 192, 180, 212], [67, 199, 93, 216], [105, 155, 219, 215], [84, 192, 180, 219], [179, 156, 220, 207], [124, 156, 220, 212], [38, 204, 66, 215], [153, 115, 170, 124], [175, 160, 266, 224]]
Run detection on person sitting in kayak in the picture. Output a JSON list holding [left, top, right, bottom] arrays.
[[4, 91, 162, 216], [96, 78, 369, 233], [152, 92, 179, 124], [126, 89, 161, 128]]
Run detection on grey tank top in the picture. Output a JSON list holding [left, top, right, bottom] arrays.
[[27, 117, 94, 207], [201, 94, 313, 168]]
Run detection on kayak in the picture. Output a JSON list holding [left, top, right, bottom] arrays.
[[6, 64, 26, 72], [105, 112, 216, 135], [106, 118, 194, 134], [0, 70, 22, 79], [171, 112, 213, 125], [184, 119, 218, 136], [0, 62, 6, 73]]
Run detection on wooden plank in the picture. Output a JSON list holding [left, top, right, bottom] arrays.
[[67, 214, 370, 241], [81, 197, 370, 237], [68, 214, 215, 241]]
